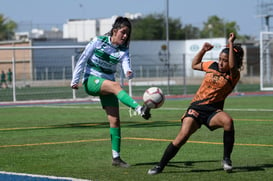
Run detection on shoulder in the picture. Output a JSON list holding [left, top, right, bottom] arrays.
[[202, 61, 217, 71], [96, 35, 109, 42], [87, 36, 108, 48]]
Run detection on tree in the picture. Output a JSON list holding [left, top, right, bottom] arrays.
[[182, 24, 201, 39], [200, 15, 240, 39], [131, 14, 165, 40], [131, 13, 194, 40], [168, 17, 184, 40], [131, 14, 249, 40], [0, 14, 17, 41]]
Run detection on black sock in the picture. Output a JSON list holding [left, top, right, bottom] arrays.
[[223, 130, 235, 160], [158, 142, 180, 169]]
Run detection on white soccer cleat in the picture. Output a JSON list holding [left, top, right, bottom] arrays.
[[222, 159, 232, 172], [135, 105, 151, 120]]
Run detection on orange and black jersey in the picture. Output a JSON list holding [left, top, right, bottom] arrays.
[[190, 61, 240, 111]]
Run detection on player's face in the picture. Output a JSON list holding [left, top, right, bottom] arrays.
[[218, 52, 229, 72], [111, 26, 130, 45]]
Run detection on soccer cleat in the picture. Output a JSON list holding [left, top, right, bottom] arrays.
[[112, 157, 130, 168], [140, 105, 151, 120], [222, 158, 232, 172], [135, 105, 151, 120], [147, 165, 163, 175]]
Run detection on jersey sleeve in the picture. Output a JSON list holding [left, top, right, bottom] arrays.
[[201, 61, 214, 72], [70, 39, 96, 86], [121, 49, 133, 78]]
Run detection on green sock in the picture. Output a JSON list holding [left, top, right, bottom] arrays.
[[117, 90, 140, 109], [110, 127, 121, 154]]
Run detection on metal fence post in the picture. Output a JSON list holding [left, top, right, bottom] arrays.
[[71, 55, 76, 99], [12, 48, 16, 102]]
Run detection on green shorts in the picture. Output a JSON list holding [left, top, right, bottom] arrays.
[[83, 75, 119, 108]]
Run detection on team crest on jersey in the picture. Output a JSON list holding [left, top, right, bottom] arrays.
[[94, 79, 100, 84]]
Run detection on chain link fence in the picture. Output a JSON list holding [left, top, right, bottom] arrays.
[[0, 45, 260, 103]]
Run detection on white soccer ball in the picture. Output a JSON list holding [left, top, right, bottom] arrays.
[[143, 87, 165, 109]]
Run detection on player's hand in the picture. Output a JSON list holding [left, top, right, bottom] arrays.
[[202, 42, 214, 52], [71, 84, 79, 89], [228, 32, 236, 44], [126, 71, 134, 79]]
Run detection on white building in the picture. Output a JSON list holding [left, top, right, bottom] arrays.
[[63, 14, 142, 42], [15, 28, 63, 41], [63, 19, 97, 42]]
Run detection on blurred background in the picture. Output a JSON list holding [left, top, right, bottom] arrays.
[[0, 0, 272, 102]]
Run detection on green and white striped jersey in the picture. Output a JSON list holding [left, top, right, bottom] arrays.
[[71, 36, 132, 86]]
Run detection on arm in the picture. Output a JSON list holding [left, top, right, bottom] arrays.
[[71, 41, 95, 89], [191, 42, 214, 70], [121, 50, 134, 79], [227, 33, 237, 75]]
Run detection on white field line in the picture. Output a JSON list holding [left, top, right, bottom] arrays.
[[0, 171, 90, 181]]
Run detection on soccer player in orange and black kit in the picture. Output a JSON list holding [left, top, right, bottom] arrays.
[[148, 32, 244, 175]]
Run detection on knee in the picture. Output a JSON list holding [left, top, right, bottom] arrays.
[[109, 116, 120, 127], [110, 81, 117, 85], [111, 82, 123, 92], [111, 81, 121, 88], [224, 118, 234, 131], [103, 81, 122, 94]]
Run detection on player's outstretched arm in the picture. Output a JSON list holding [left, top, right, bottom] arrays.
[[228, 32, 236, 72], [192, 42, 214, 70]]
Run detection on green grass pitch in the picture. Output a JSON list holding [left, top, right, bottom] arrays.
[[0, 95, 272, 181]]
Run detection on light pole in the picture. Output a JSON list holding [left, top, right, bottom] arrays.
[[264, 15, 272, 84], [165, 0, 170, 95]]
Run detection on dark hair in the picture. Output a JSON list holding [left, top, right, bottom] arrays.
[[107, 16, 132, 48], [221, 44, 244, 70]]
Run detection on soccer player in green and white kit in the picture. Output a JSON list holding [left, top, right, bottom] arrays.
[[71, 16, 151, 168]]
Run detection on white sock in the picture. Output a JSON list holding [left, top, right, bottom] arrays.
[[112, 150, 120, 158], [135, 106, 142, 115]]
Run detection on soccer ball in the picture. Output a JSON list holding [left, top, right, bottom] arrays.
[[143, 87, 165, 109]]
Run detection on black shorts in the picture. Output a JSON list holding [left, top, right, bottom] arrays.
[[181, 106, 222, 131]]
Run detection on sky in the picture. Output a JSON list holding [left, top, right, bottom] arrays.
[[0, 0, 272, 39]]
